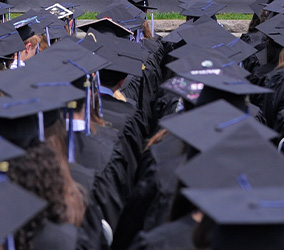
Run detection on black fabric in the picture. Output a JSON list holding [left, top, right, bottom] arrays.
[[262, 67, 284, 140], [34, 220, 78, 250], [127, 214, 196, 250]]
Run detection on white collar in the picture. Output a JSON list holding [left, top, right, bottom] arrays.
[[66, 119, 85, 132], [10, 59, 25, 69]]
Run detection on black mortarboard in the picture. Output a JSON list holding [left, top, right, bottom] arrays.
[[249, 0, 270, 18], [77, 17, 133, 37], [0, 2, 13, 16], [0, 22, 26, 57], [12, 15, 37, 41], [180, 0, 226, 18], [160, 100, 278, 152], [178, 20, 258, 62], [256, 13, 284, 47], [182, 187, 284, 250], [160, 76, 203, 106], [182, 186, 284, 224], [129, 0, 157, 11], [0, 180, 47, 242], [162, 21, 193, 44], [175, 122, 284, 189], [0, 137, 25, 161], [168, 45, 251, 78], [10, 9, 54, 36], [97, 2, 146, 31], [84, 28, 143, 77], [264, 0, 284, 14]]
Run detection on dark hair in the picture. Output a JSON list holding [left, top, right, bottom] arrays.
[[99, 69, 127, 88], [8, 143, 67, 249]]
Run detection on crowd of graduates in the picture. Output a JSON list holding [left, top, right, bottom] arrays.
[[2, 0, 284, 249]]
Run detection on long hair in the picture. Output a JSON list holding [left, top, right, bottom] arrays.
[[45, 118, 87, 227], [8, 143, 68, 250]]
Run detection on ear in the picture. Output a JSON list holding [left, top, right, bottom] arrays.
[[25, 42, 32, 53]]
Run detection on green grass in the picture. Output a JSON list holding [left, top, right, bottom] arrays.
[[10, 12, 253, 20]]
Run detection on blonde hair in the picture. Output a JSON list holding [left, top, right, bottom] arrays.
[[24, 34, 40, 48], [113, 89, 127, 102], [143, 21, 153, 39]]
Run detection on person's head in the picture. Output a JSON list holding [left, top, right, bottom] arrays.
[[20, 34, 40, 61], [99, 69, 128, 90], [142, 20, 153, 39]]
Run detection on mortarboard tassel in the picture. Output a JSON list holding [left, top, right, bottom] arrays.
[[2, 14, 4, 23], [67, 101, 76, 163], [215, 113, 250, 131], [8, 8, 10, 21], [17, 51, 21, 68], [236, 174, 252, 191], [6, 234, 15, 250], [45, 27, 51, 47], [91, 78, 96, 110], [84, 75, 91, 135], [151, 11, 155, 37], [37, 111, 45, 142], [67, 59, 92, 134], [95, 71, 103, 118]]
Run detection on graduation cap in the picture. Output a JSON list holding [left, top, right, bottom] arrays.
[[11, 15, 39, 41], [128, 0, 157, 11], [164, 54, 271, 111], [256, 13, 284, 47], [167, 45, 251, 78], [180, 0, 226, 18], [97, 1, 146, 31], [176, 121, 284, 190], [77, 17, 134, 37], [160, 76, 203, 106], [181, 187, 284, 249], [84, 28, 143, 77], [264, 0, 284, 14], [0, 22, 26, 57], [0, 137, 25, 162], [160, 100, 278, 152], [45, 3, 74, 19], [0, 2, 13, 17], [178, 20, 258, 62], [0, 180, 47, 245], [249, 0, 270, 18]]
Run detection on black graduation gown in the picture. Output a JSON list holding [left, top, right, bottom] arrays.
[[112, 152, 189, 250], [127, 215, 197, 250], [261, 67, 284, 140], [101, 94, 149, 163], [34, 220, 78, 250], [69, 163, 109, 250], [73, 132, 128, 231]]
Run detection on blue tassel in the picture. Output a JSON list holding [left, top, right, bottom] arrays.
[[45, 27, 51, 47], [151, 11, 154, 37], [68, 103, 76, 163], [95, 71, 103, 118], [84, 76, 91, 135], [236, 174, 252, 191], [7, 234, 15, 250], [38, 111, 45, 142], [216, 114, 250, 131]]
